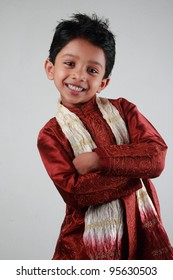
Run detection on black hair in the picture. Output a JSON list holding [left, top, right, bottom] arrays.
[[48, 13, 116, 79]]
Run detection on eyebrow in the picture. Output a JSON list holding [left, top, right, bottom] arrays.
[[62, 54, 103, 69]]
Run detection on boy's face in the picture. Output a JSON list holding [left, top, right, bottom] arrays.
[[45, 38, 110, 108]]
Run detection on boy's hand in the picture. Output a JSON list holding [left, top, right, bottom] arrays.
[[73, 152, 100, 175]]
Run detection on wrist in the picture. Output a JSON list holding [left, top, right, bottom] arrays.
[[91, 152, 100, 171]]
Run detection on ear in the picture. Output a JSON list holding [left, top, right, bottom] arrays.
[[44, 59, 54, 80], [97, 78, 110, 93]]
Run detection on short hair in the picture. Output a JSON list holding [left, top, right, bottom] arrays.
[[48, 13, 116, 79]]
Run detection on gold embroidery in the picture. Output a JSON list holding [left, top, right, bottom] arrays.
[[85, 219, 122, 231], [107, 115, 121, 123], [142, 218, 159, 229], [73, 138, 94, 150], [138, 189, 148, 200]]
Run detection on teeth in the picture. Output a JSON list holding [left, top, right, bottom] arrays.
[[68, 84, 84, 92]]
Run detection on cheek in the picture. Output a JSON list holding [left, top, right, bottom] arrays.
[[54, 69, 67, 83], [91, 79, 103, 90]]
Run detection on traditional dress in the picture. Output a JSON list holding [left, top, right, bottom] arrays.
[[37, 96, 173, 259]]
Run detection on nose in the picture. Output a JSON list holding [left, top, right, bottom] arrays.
[[71, 67, 86, 82]]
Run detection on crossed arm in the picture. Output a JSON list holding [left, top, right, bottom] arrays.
[[38, 99, 167, 208], [73, 99, 167, 177]]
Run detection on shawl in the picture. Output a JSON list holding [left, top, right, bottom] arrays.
[[56, 96, 173, 260]]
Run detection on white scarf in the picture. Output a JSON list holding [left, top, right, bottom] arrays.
[[56, 97, 172, 260]]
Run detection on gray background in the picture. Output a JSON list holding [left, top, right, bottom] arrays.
[[0, 0, 172, 259]]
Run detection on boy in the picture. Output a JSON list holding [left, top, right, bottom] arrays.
[[37, 13, 173, 259]]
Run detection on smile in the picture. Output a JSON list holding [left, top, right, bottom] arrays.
[[67, 84, 85, 92]]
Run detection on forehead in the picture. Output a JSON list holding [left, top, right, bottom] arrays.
[[57, 38, 106, 65]]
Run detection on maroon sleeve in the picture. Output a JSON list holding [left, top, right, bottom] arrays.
[[94, 98, 167, 178], [37, 118, 141, 208]]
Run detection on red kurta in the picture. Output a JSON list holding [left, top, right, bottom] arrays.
[[37, 96, 170, 259]]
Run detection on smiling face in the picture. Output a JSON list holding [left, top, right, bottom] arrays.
[[45, 38, 110, 108]]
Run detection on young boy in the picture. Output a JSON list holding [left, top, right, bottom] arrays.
[[37, 13, 173, 260]]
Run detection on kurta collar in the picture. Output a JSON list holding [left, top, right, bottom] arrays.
[[61, 96, 98, 116]]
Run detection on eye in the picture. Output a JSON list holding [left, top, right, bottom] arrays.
[[64, 61, 75, 67], [87, 67, 99, 74]]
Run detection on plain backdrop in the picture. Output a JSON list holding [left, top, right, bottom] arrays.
[[0, 0, 172, 259]]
